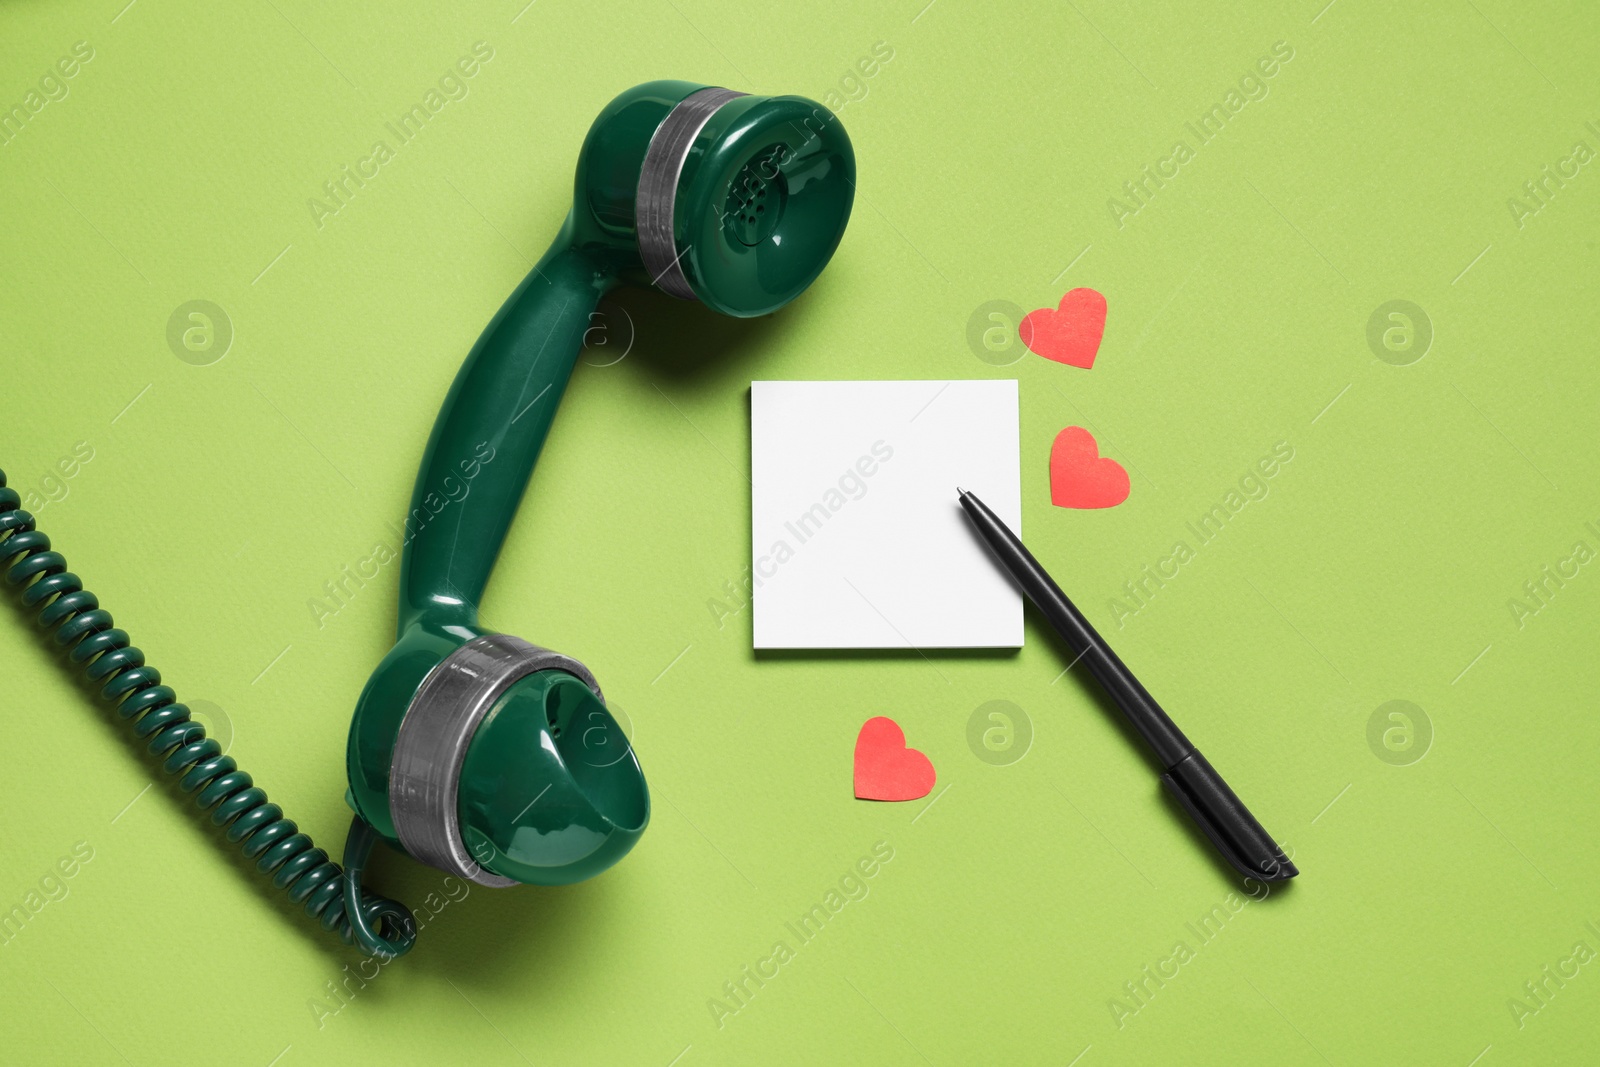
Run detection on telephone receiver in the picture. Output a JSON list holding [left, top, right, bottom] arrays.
[[341, 82, 855, 951], [0, 80, 853, 959]]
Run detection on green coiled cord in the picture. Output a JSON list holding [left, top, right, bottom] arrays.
[[0, 467, 416, 958]]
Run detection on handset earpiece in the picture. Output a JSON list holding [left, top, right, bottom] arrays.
[[343, 82, 854, 916]]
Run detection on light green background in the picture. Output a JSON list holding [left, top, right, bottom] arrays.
[[3, 0, 1598, 1064]]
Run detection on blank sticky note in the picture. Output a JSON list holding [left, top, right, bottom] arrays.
[[750, 380, 1023, 649]]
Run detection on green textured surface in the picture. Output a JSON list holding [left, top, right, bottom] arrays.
[[2, 1, 1597, 1064]]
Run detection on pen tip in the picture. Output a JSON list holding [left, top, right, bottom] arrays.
[[956, 486, 966, 496]]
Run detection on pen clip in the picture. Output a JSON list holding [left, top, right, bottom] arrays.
[[1161, 751, 1297, 883]]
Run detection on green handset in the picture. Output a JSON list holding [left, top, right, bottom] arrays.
[[0, 80, 855, 958]]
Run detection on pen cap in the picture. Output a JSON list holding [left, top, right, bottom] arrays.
[[1161, 751, 1297, 882]]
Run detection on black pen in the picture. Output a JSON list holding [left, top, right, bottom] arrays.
[[958, 488, 1297, 882]]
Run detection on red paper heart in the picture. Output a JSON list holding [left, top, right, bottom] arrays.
[[1020, 288, 1107, 369], [853, 717, 935, 802], [1050, 426, 1129, 509]]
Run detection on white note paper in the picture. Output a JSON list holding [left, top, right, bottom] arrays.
[[750, 380, 1023, 649]]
